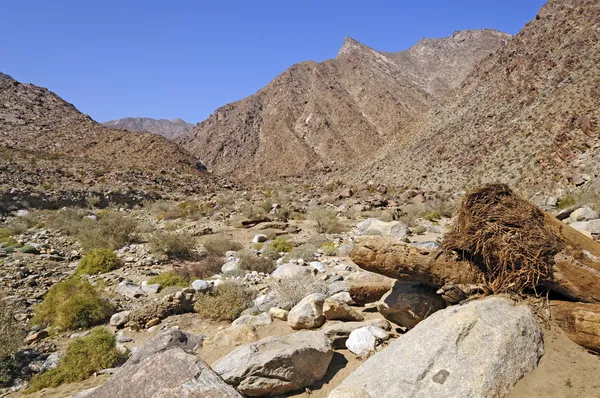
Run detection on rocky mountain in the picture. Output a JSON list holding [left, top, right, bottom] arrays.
[[0, 77, 209, 194], [0, 72, 14, 81], [364, 0, 600, 195], [177, 30, 510, 178], [102, 117, 194, 140]]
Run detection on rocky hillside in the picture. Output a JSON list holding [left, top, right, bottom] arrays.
[[102, 117, 194, 140], [365, 0, 600, 195], [0, 72, 15, 81], [177, 30, 509, 178], [0, 77, 209, 195]]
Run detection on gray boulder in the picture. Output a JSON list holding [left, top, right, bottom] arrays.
[[214, 330, 333, 396], [232, 312, 273, 327], [346, 326, 391, 357], [323, 297, 363, 322], [115, 281, 144, 298], [288, 293, 327, 330], [570, 219, 600, 235], [355, 218, 408, 240], [330, 297, 544, 398], [377, 281, 445, 329], [271, 263, 312, 279], [127, 329, 204, 366], [322, 319, 391, 348], [88, 348, 241, 398], [109, 311, 130, 327]]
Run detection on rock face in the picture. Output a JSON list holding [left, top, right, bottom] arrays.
[[177, 30, 509, 178], [377, 281, 446, 329], [331, 297, 544, 398], [213, 331, 334, 396], [287, 293, 327, 330], [127, 329, 204, 366], [102, 117, 194, 140], [88, 348, 241, 398], [355, 218, 408, 240]]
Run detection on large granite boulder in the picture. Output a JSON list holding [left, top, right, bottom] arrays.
[[330, 297, 544, 398], [287, 293, 326, 330], [214, 330, 333, 396]]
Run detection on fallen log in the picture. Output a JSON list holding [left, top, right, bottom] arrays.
[[550, 300, 600, 352], [349, 236, 483, 288]]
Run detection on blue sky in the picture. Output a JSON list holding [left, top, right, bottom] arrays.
[[1, 0, 546, 123]]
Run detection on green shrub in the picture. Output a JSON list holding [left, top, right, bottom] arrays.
[[148, 270, 188, 288], [26, 328, 124, 393], [33, 278, 114, 330], [239, 253, 276, 274], [423, 210, 441, 222], [202, 235, 242, 256], [76, 249, 121, 275], [261, 246, 282, 260], [0, 355, 22, 387], [412, 225, 427, 235], [177, 254, 224, 280], [77, 211, 139, 251], [150, 231, 196, 259], [284, 244, 317, 262], [195, 282, 254, 321], [311, 208, 346, 234], [18, 245, 39, 254], [558, 195, 577, 209], [268, 237, 293, 253], [320, 241, 337, 256]]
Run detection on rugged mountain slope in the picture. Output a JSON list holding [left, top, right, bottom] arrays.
[[0, 77, 208, 193], [102, 117, 193, 139], [177, 30, 509, 178], [0, 72, 14, 81], [366, 0, 600, 194]]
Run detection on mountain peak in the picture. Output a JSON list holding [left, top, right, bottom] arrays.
[[0, 72, 15, 81], [337, 36, 375, 58]]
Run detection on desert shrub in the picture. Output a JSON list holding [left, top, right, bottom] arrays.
[[412, 226, 427, 235], [0, 355, 22, 388], [77, 211, 138, 251], [33, 278, 114, 330], [26, 328, 124, 393], [177, 254, 224, 280], [195, 282, 254, 321], [268, 237, 293, 253], [423, 210, 441, 222], [319, 241, 337, 256], [150, 230, 196, 259], [239, 253, 276, 274], [44, 208, 88, 236], [284, 244, 317, 262], [558, 195, 577, 209], [271, 274, 327, 307], [148, 270, 188, 288], [76, 249, 121, 275], [398, 204, 426, 227], [18, 245, 39, 254], [311, 208, 346, 234], [202, 235, 242, 256], [261, 246, 282, 260], [0, 294, 23, 360], [260, 229, 279, 241], [253, 242, 264, 250]]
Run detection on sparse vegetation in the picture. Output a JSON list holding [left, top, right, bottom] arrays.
[[272, 274, 327, 307], [195, 282, 254, 321], [261, 245, 282, 260], [239, 253, 276, 273], [558, 195, 577, 209], [149, 230, 196, 259], [33, 278, 114, 330], [26, 328, 124, 393], [284, 244, 317, 262], [423, 210, 441, 222], [202, 235, 242, 256], [311, 208, 346, 234], [319, 241, 337, 256], [148, 270, 188, 288], [177, 254, 224, 280], [76, 248, 121, 275], [0, 293, 23, 360], [268, 237, 293, 253]]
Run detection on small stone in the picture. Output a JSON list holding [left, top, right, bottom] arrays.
[[141, 281, 161, 294], [25, 330, 48, 344], [192, 279, 212, 293], [268, 307, 289, 321], [110, 311, 131, 327], [346, 326, 391, 357], [252, 234, 268, 244], [145, 318, 161, 328]]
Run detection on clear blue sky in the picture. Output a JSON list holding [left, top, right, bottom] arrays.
[[1, 0, 546, 123]]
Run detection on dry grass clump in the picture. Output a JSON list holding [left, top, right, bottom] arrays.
[[311, 208, 347, 234], [26, 328, 124, 393], [239, 253, 276, 274], [195, 282, 254, 321], [148, 270, 188, 288], [271, 274, 327, 307], [0, 294, 23, 359], [33, 278, 114, 330], [268, 237, 293, 253], [202, 235, 242, 256], [442, 184, 564, 294], [150, 230, 196, 259], [76, 249, 121, 275], [284, 244, 317, 262]]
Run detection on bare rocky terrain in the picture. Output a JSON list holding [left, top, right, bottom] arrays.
[[102, 117, 194, 140]]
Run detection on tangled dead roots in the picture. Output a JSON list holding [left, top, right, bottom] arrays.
[[442, 184, 564, 294]]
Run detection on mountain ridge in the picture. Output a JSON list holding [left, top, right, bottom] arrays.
[[102, 117, 194, 140]]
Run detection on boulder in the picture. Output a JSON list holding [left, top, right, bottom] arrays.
[[356, 218, 408, 240], [115, 281, 144, 298], [570, 219, 600, 235], [109, 311, 130, 327], [346, 326, 391, 357], [192, 279, 212, 293], [214, 331, 333, 396], [253, 234, 268, 244], [88, 348, 241, 398], [377, 281, 445, 329], [268, 307, 289, 321], [127, 329, 204, 366], [288, 293, 327, 330], [141, 281, 161, 294], [126, 291, 195, 329], [329, 291, 354, 305], [271, 263, 312, 279], [323, 297, 364, 322], [348, 281, 392, 305], [569, 206, 599, 222], [212, 325, 259, 347], [222, 258, 241, 273], [322, 319, 391, 348], [330, 297, 543, 398]]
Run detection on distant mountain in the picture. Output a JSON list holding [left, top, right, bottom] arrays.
[[102, 117, 194, 140], [364, 0, 600, 194], [0, 75, 208, 192], [177, 29, 509, 178]]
